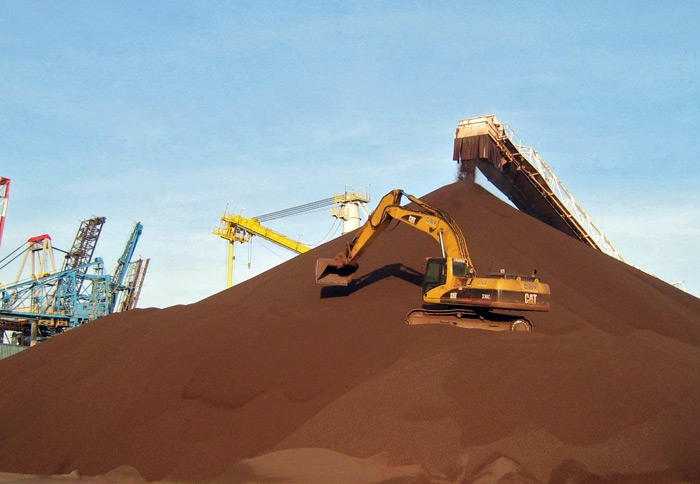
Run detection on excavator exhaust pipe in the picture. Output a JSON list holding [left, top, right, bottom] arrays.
[[315, 258, 359, 286]]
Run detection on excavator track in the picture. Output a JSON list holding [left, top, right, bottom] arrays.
[[405, 308, 532, 332]]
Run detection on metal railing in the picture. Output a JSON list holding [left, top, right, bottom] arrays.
[[500, 123, 625, 262], [457, 115, 625, 262]]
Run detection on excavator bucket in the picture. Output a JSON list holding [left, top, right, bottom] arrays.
[[315, 258, 359, 286]]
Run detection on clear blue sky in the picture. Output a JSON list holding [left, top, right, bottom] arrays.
[[2, 1, 699, 307]]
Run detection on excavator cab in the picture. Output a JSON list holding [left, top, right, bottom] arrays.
[[422, 258, 447, 294], [422, 257, 474, 294]]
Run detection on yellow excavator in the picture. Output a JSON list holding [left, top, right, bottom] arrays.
[[315, 189, 550, 331]]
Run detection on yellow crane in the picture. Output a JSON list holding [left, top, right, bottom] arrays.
[[214, 190, 371, 287], [214, 213, 310, 288]]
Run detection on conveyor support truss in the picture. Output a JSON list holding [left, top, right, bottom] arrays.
[[453, 115, 625, 262]]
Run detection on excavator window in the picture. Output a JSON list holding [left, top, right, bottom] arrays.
[[422, 258, 447, 294], [452, 261, 470, 278]]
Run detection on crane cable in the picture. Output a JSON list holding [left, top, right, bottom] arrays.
[[306, 218, 342, 247], [255, 197, 335, 222], [0, 243, 29, 272]]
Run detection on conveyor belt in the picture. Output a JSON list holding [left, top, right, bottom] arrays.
[[453, 115, 624, 262]]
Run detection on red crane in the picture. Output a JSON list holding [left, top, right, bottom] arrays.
[[0, 177, 10, 251]]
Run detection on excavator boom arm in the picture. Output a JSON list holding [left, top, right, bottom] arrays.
[[316, 189, 473, 285]]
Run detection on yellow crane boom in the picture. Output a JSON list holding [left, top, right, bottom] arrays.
[[214, 190, 368, 287], [214, 213, 310, 288]]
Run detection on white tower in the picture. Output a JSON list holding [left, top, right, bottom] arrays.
[[331, 188, 371, 234]]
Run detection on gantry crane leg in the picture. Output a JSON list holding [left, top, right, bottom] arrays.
[[227, 239, 235, 289]]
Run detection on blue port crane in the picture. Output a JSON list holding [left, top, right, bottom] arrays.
[[109, 221, 144, 313], [0, 218, 149, 346]]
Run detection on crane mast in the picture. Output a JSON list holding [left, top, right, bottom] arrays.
[[62, 216, 106, 293], [330, 189, 371, 234], [109, 222, 143, 313], [63, 216, 106, 271], [116, 257, 150, 312]]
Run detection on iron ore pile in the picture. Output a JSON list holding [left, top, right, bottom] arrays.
[[1, 181, 699, 483]]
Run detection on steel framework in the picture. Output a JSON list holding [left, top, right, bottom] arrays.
[[0, 219, 147, 345], [454, 115, 625, 262], [109, 221, 143, 312], [330, 189, 371, 234], [116, 257, 150, 312], [63, 216, 106, 271]]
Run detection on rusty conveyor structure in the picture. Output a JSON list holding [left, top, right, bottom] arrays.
[[453, 115, 624, 262]]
